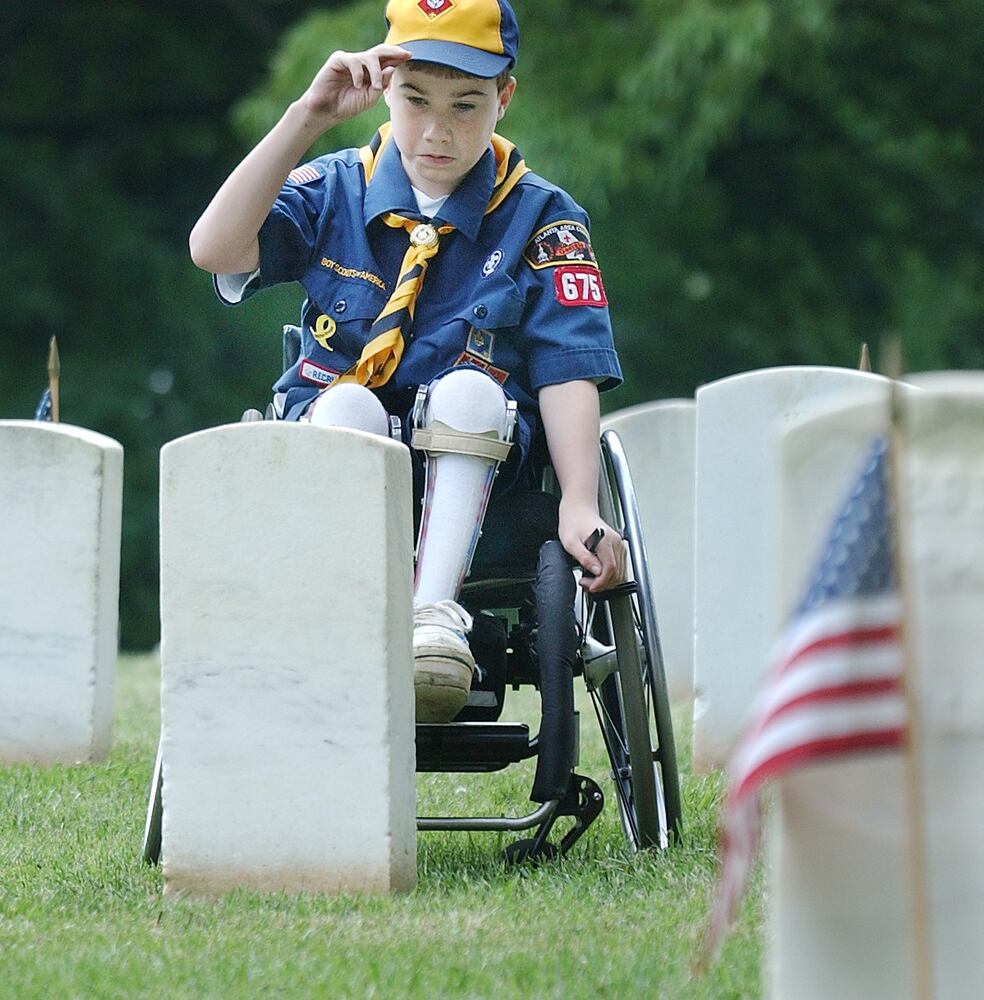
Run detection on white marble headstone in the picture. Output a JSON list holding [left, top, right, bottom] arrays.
[[159, 423, 416, 896], [602, 400, 696, 703], [769, 375, 984, 999], [768, 388, 910, 998], [692, 367, 892, 771], [898, 375, 984, 998], [0, 421, 122, 764]]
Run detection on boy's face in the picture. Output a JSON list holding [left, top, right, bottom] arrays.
[[384, 64, 515, 199]]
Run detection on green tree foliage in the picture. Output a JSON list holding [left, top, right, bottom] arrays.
[[236, 0, 984, 405], [1, 1, 314, 647], [2, 0, 981, 646]]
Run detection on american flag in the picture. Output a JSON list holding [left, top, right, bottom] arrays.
[[702, 434, 908, 960], [287, 163, 321, 185], [34, 387, 52, 421]]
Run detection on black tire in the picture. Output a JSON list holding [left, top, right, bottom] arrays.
[[585, 431, 682, 849]]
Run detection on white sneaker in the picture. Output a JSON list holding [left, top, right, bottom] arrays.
[[413, 600, 476, 723]]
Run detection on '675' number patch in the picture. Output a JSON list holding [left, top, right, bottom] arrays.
[[553, 265, 608, 307]]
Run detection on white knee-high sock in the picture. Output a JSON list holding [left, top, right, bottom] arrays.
[[414, 369, 509, 604]]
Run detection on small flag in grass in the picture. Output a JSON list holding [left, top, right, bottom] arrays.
[[35, 387, 53, 422]]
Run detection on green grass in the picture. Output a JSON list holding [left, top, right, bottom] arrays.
[[0, 655, 763, 998]]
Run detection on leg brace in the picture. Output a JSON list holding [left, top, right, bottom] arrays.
[[411, 369, 516, 601]]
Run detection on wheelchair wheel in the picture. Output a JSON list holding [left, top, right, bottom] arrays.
[[584, 431, 682, 849]]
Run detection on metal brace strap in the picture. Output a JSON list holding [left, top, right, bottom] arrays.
[[411, 420, 513, 462]]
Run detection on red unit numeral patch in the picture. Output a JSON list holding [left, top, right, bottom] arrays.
[[553, 266, 608, 307]]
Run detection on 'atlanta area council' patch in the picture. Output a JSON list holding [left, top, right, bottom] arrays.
[[523, 220, 598, 270]]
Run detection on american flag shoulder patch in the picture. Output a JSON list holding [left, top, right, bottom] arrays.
[[287, 163, 322, 185]]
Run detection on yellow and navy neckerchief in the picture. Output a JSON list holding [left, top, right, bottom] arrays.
[[327, 124, 528, 389]]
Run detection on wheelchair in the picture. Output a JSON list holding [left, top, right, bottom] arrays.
[[142, 330, 682, 864], [414, 427, 683, 859]]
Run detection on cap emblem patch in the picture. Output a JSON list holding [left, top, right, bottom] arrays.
[[418, 0, 454, 17]]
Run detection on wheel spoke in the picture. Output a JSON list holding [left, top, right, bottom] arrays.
[[587, 686, 641, 844]]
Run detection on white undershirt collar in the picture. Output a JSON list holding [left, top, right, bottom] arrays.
[[411, 185, 449, 220]]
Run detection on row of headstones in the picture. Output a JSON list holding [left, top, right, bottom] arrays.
[[604, 364, 896, 761], [602, 367, 984, 999], [4, 367, 982, 994], [0, 418, 416, 894]]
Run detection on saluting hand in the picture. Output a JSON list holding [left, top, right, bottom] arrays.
[[302, 45, 412, 126]]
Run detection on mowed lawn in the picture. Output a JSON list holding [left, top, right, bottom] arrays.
[[0, 654, 763, 998]]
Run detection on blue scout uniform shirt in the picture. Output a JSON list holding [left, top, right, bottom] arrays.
[[215, 133, 622, 474]]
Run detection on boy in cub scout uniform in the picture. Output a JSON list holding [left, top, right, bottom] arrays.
[[190, 0, 625, 722]]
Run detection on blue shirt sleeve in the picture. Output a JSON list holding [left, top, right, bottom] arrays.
[[515, 199, 622, 393], [214, 162, 334, 305], [256, 177, 327, 286]]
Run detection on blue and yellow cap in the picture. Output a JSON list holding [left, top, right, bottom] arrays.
[[384, 0, 519, 78]]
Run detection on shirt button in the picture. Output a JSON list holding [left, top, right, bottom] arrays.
[[473, 304, 488, 320], [334, 299, 347, 314]]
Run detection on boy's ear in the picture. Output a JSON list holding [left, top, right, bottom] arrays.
[[496, 77, 516, 120]]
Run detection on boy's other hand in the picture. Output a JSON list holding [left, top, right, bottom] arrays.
[[559, 504, 626, 593], [303, 45, 412, 127]]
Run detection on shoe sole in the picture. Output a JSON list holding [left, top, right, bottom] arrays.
[[414, 654, 472, 724]]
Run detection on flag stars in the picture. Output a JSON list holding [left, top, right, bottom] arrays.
[[800, 437, 897, 612]]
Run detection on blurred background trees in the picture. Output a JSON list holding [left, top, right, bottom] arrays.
[[3, 0, 982, 647]]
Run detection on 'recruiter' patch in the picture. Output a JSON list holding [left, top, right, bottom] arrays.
[[523, 220, 598, 270]]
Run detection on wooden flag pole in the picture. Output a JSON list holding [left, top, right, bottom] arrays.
[[886, 347, 934, 1000], [47, 336, 60, 424], [859, 342, 871, 372]]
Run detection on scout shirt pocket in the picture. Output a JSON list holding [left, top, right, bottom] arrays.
[[300, 276, 388, 377], [445, 276, 526, 386]]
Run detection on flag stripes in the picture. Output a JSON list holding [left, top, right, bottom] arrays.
[[702, 435, 907, 962], [287, 163, 320, 185]]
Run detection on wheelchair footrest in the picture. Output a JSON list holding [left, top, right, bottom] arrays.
[[416, 722, 535, 773]]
